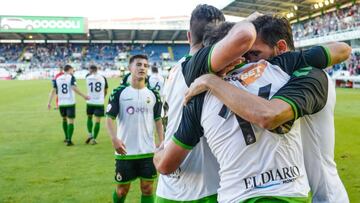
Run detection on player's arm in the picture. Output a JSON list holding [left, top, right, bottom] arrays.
[[154, 141, 190, 175], [104, 77, 109, 96], [153, 89, 164, 146], [47, 88, 56, 110], [269, 42, 351, 75], [154, 94, 204, 174], [185, 74, 292, 130], [70, 76, 89, 100], [324, 42, 352, 65], [105, 88, 126, 154], [210, 20, 256, 73], [47, 79, 57, 110]]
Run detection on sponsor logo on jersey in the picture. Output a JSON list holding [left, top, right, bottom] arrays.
[[243, 165, 300, 190], [126, 106, 148, 115], [224, 60, 267, 87]]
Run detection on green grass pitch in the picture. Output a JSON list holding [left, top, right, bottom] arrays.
[[0, 79, 359, 202]]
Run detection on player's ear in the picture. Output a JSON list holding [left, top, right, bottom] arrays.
[[276, 39, 288, 54], [187, 31, 192, 44]]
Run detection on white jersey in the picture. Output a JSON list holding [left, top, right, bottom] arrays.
[[173, 61, 310, 202], [54, 73, 76, 106], [156, 56, 220, 201], [106, 85, 162, 158], [86, 73, 108, 105], [301, 73, 349, 203], [148, 73, 165, 96]]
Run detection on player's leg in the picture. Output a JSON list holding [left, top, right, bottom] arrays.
[[140, 179, 155, 203], [137, 157, 157, 203], [59, 107, 68, 142], [62, 117, 68, 142], [91, 106, 104, 144], [85, 105, 94, 144], [66, 106, 76, 146], [114, 159, 137, 202], [113, 184, 131, 203], [86, 105, 94, 144]]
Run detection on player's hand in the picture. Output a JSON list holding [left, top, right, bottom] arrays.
[[112, 138, 127, 155], [47, 103, 51, 110], [217, 56, 245, 77], [84, 95, 90, 100], [184, 74, 214, 105]]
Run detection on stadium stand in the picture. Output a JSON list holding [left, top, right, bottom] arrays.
[[292, 4, 360, 40]]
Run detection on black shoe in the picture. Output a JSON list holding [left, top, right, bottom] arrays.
[[85, 136, 94, 144], [66, 141, 74, 146]]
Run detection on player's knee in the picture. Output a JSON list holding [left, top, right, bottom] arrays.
[[140, 182, 153, 195], [116, 185, 130, 196]]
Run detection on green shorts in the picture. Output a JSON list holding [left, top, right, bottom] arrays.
[[155, 194, 217, 203]]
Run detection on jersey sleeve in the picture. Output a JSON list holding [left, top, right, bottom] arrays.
[[182, 46, 213, 86], [271, 68, 328, 121], [268, 46, 330, 75], [172, 93, 205, 150], [71, 75, 77, 86], [151, 89, 163, 121], [104, 76, 109, 89], [120, 73, 130, 85], [106, 86, 125, 119]]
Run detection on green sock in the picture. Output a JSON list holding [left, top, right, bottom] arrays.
[[93, 122, 100, 139], [141, 195, 154, 203], [113, 190, 126, 203], [67, 123, 74, 141], [62, 119, 68, 140], [87, 117, 93, 135]]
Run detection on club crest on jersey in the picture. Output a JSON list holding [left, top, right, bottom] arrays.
[[116, 172, 122, 182], [146, 97, 151, 104]]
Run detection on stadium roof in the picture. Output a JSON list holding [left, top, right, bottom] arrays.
[[222, 0, 354, 21], [0, 29, 188, 43]]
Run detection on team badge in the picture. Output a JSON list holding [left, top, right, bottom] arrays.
[[146, 97, 151, 104], [116, 172, 122, 181]]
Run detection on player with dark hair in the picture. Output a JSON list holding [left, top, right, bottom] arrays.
[[106, 54, 164, 203], [155, 4, 258, 202], [85, 65, 108, 144], [47, 65, 89, 146]]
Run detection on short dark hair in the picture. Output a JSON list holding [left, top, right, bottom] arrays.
[[64, 64, 73, 72], [203, 22, 235, 47], [129, 54, 148, 65], [151, 66, 159, 73], [90, 65, 97, 71], [252, 15, 295, 50], [190, 4, 225, 45]]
